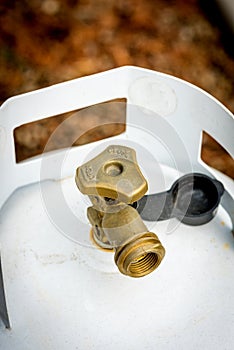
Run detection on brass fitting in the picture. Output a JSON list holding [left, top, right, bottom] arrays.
[[75, 145, 165, 278]]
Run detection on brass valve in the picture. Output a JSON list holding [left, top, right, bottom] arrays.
[[75, 145, 165, 278]]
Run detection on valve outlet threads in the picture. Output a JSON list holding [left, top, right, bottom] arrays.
[[115, 232, 165, 278]]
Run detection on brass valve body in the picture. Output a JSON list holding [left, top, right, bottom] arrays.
[[76, 145, 165, 278]]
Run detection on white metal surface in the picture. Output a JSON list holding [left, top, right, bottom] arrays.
[[0, 66, 233, 349]]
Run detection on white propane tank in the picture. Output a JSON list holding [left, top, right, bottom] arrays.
[[0, 66, 233, 350]]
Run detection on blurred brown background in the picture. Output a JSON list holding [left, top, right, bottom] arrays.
[[0, 0, 233, 177]]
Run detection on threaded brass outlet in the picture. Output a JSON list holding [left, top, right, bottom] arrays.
[[115, 232, 165, 278]]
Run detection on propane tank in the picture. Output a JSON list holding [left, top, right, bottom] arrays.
[[0, 67, 233, 350]]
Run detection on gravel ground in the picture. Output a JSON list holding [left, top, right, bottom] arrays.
[[0, 0, 233, 177]]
